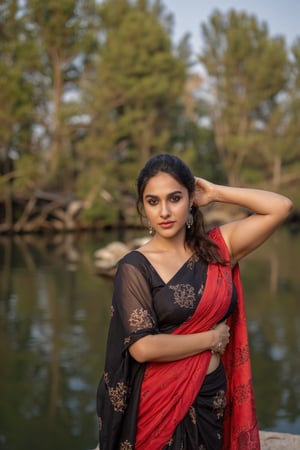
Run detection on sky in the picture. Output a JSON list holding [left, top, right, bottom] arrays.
[[163, 0, 300, 59]]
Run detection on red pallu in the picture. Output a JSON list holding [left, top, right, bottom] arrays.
[[135, 228, 260, 450]]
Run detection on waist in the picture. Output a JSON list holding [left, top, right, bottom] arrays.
[[207, 352, 220, 374]]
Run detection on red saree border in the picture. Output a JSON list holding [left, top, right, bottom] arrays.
[[221, 264, 260, 449]]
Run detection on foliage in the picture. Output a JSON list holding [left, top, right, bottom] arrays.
[[0, 0, 38, 181], [199, 9, 290, 186], [0, 1, 299, 231], [0, 0, 41, 228], [25, 0, 98, 186], [76, 0, 187, 221]]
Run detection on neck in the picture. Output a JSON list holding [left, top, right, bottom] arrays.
[[150, 231, 189, 253]]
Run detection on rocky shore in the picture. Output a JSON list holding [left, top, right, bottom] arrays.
[[93, 432, 300, 449], [260, 431, 300, 449]]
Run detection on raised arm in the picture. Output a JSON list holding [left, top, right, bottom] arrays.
[[194, 177, 293, 265]]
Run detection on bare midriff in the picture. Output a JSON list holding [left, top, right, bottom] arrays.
[[207, 352, 220, 374]]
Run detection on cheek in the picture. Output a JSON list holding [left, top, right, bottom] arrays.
[[169, 203, 189, 221], [181, 208, 190, 220], [143, 203, 154, 217], [177, 201, 190, 214]]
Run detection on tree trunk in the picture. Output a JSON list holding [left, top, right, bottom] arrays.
[[49, 48, 63, 175], [272, 155, 282, 189]]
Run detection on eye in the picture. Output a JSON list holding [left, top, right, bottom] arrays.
[[170, 195, 181, 202], [147, 198, 158, 206]]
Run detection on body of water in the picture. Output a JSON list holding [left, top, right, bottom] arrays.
[[0, 227, 299, 449]]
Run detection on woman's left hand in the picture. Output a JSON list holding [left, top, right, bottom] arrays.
[[193, 177, 215, 207]]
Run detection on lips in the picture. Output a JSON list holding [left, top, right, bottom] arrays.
[[159, 221, 175, 228]]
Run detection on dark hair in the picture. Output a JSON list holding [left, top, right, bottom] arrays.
[[136, 154, 225, 264]]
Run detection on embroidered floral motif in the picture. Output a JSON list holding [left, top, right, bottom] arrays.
[[213, 389, 226, 419], [198, 283, 204, 296], [124, 336, 131, 345], [189, 405, 196, 424], [234, 344, 250, 367], [234, 380, 252, 404], [187, 254, 199, 270], [237, 431, 249, 448], [104, 372, 130, 413], [120, 440, 133, 450], [169, 284, 196, 308], [110, 305, 115, 317], [128, 308, 154, 331], [237, 429, 259, 448]]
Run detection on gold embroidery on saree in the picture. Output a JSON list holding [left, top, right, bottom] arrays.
[[187, 254, 199, 270], [124, 336, 131, 345], [104, 373, 129, 413], [128, 308, 154, 331], [169, 284, 196, 308], [120, 440, 133, 450], [189, 405, 197, 424], [213, 389, 226, 419]]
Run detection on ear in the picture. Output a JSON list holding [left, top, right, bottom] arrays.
[[189, 193, 195, 207]]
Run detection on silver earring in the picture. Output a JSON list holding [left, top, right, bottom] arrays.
[[186, 208, 193, 229], [147, 221, 153, 235]]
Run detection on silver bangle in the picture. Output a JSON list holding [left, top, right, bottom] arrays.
[[211, 341, 222, 354]]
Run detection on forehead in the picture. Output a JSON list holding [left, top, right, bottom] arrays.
[[143, 172, 187, 195]]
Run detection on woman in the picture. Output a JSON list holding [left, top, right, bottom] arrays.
[[96, 154, 292, 450]]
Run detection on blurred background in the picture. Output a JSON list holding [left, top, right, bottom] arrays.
[[0, 0, 300, 448]]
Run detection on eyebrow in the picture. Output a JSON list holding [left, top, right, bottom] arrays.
[[144, 190, 183, 199]]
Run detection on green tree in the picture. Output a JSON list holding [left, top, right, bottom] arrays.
[[199, 10, 289, 186], [77, 0, 187, 224], [254, 38, 300, 191], [0, 0, 39, 230], [281, 39, 300, 189], [25, 0, 97, 187], [169, 73, 225, 183]]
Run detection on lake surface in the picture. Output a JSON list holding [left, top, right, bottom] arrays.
[[0, 226, 300, 449]]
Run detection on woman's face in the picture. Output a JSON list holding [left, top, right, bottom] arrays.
[[142, 172, 191, 239]]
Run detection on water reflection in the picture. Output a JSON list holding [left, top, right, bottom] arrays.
[[240, 228, 300, 433], [0, 231, 116, 450], [0, 228, 299, 449]]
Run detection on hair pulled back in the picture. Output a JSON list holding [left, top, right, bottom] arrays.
[[136, 154, 224, 264]]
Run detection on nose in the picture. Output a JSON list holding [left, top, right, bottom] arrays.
[[160, 201, 170, 218]]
